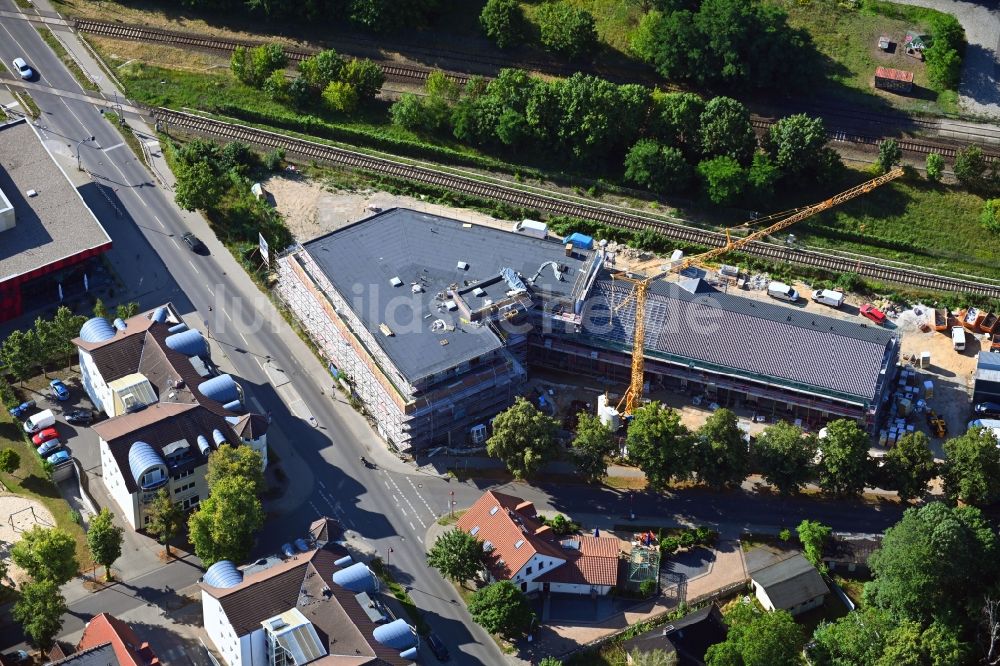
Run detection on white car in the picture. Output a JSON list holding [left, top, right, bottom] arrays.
[[12, 57, 33, 80]]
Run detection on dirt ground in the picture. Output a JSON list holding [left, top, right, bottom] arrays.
[[0, 494, 56, 589]]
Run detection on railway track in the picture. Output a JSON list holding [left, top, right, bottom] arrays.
[[153, 107, 1000, 298], [76, 19, 1000, 162]]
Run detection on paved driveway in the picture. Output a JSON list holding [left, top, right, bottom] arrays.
[[890, 0, 1000, 118]]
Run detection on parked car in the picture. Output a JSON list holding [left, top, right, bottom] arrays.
[[8, 400, 35, 420], [860, 303, 887, 325], [974, 402, 1000, 418], [182, 232, 208, 254], [46, 450, 71, 465], [49, 379, 70, 401], [23, 409, 56, 434], [294, 538, 310, 552], [32, 427, 59, 446], [11, 57, 33, 80], [281, 543, 296, 558], [65, 408, 94, 425], [767, 281, 799, 303], [811, 289, 845, 308], [37, 440, 62, 457], [425, 633, 450, 662]]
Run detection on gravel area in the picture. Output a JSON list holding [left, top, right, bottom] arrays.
[[890, 0, 1000, 119]]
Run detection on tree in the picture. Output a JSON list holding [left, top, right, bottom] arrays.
[[627, 650, 677, 666], [298, 49, 345, 91], [765, 114, 828, 179], [390, 93, 429, 131], [625, 401, 692, 490], [92, 298, 109, 320], [51, 306, 87, 369], [87, 508, 124, 581], [746, 152, 781, 201], [925, 152, 944, 182], [943, 426, 1000, 506], [624, 140, 692, 194], [693, 408, 749, 489], [536, 2, 598, 60], [877, 138, 902, 174], [13, 580, 66, 651], [206, 444, 264, 495], [486, 396, 559, 479], [480, 0, 526, 49], [864, 502, 998, 627], [706, 599, 804, 666], [146, 487, 186, 557], [816, 419, 872, 496], [754, 422, 815, 495], [883, 431, 936, 501], [468, 581, 535, 637], [174, 160, 225, 212], [539, 659, 564, 666], [572, 412, 615, 481], [982, 199, 1000, 233], [231, 44, 287, 88], [0, 449, 20, 477], [926, 42, 961, 89], [11, 526, 78, 585], [699, 97, 756, 164], [33, 317, 56, 372], [322, 81, 359, 113], [796, 519, 831, 571], [188, 476, 265, 565], [0, 329, 41, 385], [698, 156, 746, 205], [115, 302, 139, 320], [652, 91, 704, 150], [953, 145, 999, 195], [427, 528, 484, 585], [341, 59, 384, 102]]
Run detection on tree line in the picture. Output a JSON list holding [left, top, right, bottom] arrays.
[[174, 0, 445, 34], [488, 397, 999, 505]]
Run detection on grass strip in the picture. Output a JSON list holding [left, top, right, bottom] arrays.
[[36, 26, 100, 93], [104, 112, 147, 165], [369, 557, 431, 635], [13, 90, 41, 118]]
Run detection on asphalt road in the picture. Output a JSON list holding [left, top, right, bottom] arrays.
[[0, 5, 906, 663]]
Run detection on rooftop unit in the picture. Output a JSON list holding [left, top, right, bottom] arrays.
[[0, 185, 12, 232]]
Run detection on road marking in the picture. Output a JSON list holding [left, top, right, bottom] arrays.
[[385, 474, 426, 528], [406, 477, 436, 518], [187, 259, 200, 275], [318, 480, 326, 489], [409, 521, 416, 531], [103, 141, 125, 152], [237, 330, 248, 345], [153, 214, 164, 228], [223, 309, 233, 322], [171, 237, 180, 249]]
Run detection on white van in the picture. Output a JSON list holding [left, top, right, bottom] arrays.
[[812, 289, 845, 308], [767, 281, 799, 303], [952, 326, 966, 351], [23, 409, 55, 434]]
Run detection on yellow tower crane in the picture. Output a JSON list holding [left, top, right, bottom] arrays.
[[612, 166, 904, 417]]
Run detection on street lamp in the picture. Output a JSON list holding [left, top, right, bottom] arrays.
[[76, 135, 95, 171], [449, 491, 455, 518]]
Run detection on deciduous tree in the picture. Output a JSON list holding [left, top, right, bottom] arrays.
[[486, 396, 558, 479], [536, 2, 598, 60], [11, 526, 78, 585], [298, 49, 345, 91], [699, 97, 756, 164], [925, 152, 944, 182], [982, 199, 1000, 233], [468, 581, 535, 637], [51, 306, 87, 369], [877, 138, 902, 174], [816, 419, 872, 496], [705, 599, 804, 666], [480, 0, 526, 49], [115, 302, 139, 320], [697, 156, 745, 205], [146, 487, 186, 557], [188, 476, 265, 566], [883, 431, 936, 501], [943, 426, 1000, 506], [693, 408, 749, 489], [754, 421, 815, 495], [572, 412, 615, 481], [625, 401, 692, 490], [341, 59, 384, 102], [954, 145, 999, 195], [231, 44, 287, 88], [796, 519, 831, 571], [651, 91, 704, 150], [207, 444, 264, 495], [0, 449, 20, 477], [0, 329, 41, 385], [427, 528, 484, 585], [13, 579, 65, 651], [87, 508, 124, 581], [322, 81, 359, 113], [174, 160, 225, 212], [624, 140, 692, 194], [765, 114, 828, 179]]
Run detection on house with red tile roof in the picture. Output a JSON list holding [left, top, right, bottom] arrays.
[[456, 490, 621, 595], [48, 613, 159, 666]]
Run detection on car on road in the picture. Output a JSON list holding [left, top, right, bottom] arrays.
[[32, 427, 59, 446], [37, 440, 62, 457], [860, 303, 887, 325], [8, 400, 35, 420], [49, 379, 70, 401], [65, 408, 94, 425], [974, 402, 1000, 418], [11, 57, 33, 81], [281, 543, 296, 558], [46, 450, 71, 465], [182, 232, 208, 255], [425, 633, 450, 662]]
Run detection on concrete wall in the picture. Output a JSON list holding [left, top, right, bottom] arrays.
[[0, 186, 13, 233], [79, 349, 111, 416], [100, 438, 139, 529], [203, 591, 242, 666]]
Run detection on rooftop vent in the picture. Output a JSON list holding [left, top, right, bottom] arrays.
[[473, 287, 486, 297], [457, 261, 469, 271], [445, 301, 458, 311], [389, 277, 403, 287], [411, 284, 423, 293], [379, 323, 395, 337]]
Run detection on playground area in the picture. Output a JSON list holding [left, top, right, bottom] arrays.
[[0, 495, 55, 588]]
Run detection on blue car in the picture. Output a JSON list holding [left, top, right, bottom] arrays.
[[46, 450, 70, 465], [49, 380, 69, 402], [37, 440, 62, 457], [8, 400, 35, 419]]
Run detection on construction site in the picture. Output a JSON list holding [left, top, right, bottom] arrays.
[[274, 170, 914, 452]]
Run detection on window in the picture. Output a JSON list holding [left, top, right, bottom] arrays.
[[526, 566, 533, 575], [489, 506, 499, 516], [539, 561, 545, 570], [174, 481, 196, 495], [470, 526, 480, 536], [514, 540, 525, 549], [143, 515, 151, 525], [171, 469, 194, 481]]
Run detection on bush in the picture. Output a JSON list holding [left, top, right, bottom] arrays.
[[0, 380, 16, 408], [231, 44, 287, 88], [639, 579, 657, 598], [536, 2, 598, 60], [263, 148, 285, 171], [480, 0, 526, 49], [698, 156, 746, 204], [925, 153, 944, 182], [982, 199, 1000, 233], [660, 536, 680, 555]]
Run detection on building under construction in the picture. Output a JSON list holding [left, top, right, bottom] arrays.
[[277, 209, 899, 451]]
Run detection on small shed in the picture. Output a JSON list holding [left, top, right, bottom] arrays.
[[750, 553, 829, 616], [875, 66, 914, 93], [878, 34, 891, 51]]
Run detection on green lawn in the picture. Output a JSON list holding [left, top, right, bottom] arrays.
[[521, 0, 644, 55], [777, 0, 960, 115]]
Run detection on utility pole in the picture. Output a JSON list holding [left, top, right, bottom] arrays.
[[449, 491, 454, 518], [76, 135, 95, 171]]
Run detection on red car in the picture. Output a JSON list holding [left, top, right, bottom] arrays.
[[860, 303, 887, 325], [31, 427, 59, 446]]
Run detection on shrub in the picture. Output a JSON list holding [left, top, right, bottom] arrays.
[[480, 0, 526, 49], [925, 153, 944, 182], [263, 148, 285, 171], [536, 2, 598, 60], [982, 199, 1000, 233], [678, 530, 696, 547], [698, 156, 746, 204], [660, 536, 680, 554], [639, 579, 657, 597], [779, 528, 791, 541]]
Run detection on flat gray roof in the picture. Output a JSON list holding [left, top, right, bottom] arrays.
[[0, 119, 111, 280], [303, 208, 593, 383]]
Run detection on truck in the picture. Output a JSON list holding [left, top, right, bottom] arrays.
[[952, 325, 966, 351], [767, 281, 799, 303], [23, 409, 55, 434], [811, 289, 845, 308]]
